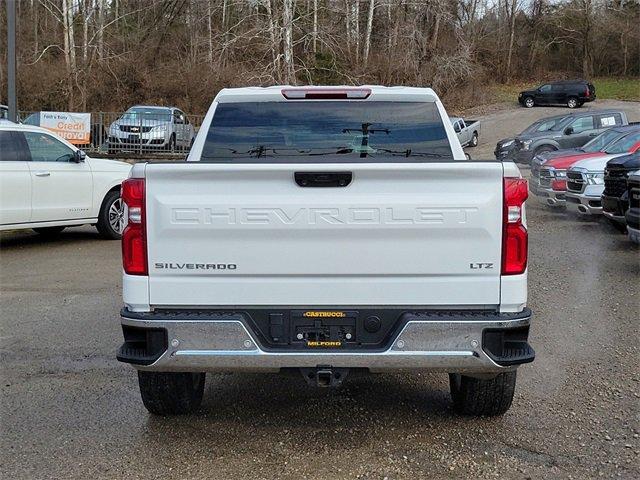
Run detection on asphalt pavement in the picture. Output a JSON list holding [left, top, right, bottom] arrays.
[[1, 101, 639, 479]]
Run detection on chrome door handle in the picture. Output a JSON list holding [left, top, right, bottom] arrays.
[[34, 171, 51, 177]]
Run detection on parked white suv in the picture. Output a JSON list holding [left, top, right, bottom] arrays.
[[0, 123, 131, 238], [118, 86, 534, 417]]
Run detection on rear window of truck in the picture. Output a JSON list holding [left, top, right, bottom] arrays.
[[201, 101, 453, 162]]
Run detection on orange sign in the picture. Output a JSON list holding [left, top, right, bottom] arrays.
[[39, 111, 91, 145]]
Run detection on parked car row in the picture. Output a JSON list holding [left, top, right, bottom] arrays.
[[529, 123, 640, 243], [496, 109, 634, 165]]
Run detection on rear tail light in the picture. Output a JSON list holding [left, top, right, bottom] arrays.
[[281, 88, 371, 100], [551, 179, 567, 191], [121, 178, 147, 275], [502, 178, 528, 275]]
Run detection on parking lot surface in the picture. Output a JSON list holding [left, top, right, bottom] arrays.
[[2, 102, 639, 479]]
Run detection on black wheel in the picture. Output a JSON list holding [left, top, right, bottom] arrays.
[[523, 96, 535, 108], [533, 145, 555, 157], [33, 226, 66, 237], [96, 189, 124, 240], [567, 97, 579, 109], [168, 134, 176, 152], [449, 371, 517, 416], [469, 132, 479, 147], [138, 371, 206, 416]]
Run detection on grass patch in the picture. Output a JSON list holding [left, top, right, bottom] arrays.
[[592, 78, 640, 101], [489, 77, 640, 103]]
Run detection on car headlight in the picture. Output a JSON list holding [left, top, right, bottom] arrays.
[[586, 172, 604, 185], [502, 139, 514, 148], [109, 124, 118, 134], [151, 125, 167, 132], [521, 140, 532, 150]]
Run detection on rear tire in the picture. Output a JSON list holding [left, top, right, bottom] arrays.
[[469, 132, 479, 147], [567, 97, 578, 109], [523, 96, 535, 108], [33, 226, 66, 237], [449, 371, 517, 416], [138, 371, 206, 416], [96, 190, 124, 240]]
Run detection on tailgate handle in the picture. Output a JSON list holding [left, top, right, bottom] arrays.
[[295, 172, 352, 188]]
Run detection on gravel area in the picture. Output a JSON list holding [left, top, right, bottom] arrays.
[[1, 101, 639, 479]]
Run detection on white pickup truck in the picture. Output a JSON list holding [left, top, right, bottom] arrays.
[[118, 86, 533, 417]]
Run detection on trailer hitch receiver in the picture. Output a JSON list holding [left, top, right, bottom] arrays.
[[300, 366, 349, 387]]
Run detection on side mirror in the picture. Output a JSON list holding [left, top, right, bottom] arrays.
[[454, 124, 461, 133], [564, 127, 574, 135], [74, 149, 86, 163]]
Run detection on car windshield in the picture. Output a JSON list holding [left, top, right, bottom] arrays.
[[120, 107, 172, 122], [201, 101, 454, 161], [524, 117, 567, 133], [581, 129, 622, 152], [605, 132, 640, 154]]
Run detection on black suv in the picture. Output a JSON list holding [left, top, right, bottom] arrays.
[[602, 151, 640, 225], [518, 80, 596, 109]]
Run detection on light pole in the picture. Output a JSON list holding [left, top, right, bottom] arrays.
[[6, 0, 17, 122]]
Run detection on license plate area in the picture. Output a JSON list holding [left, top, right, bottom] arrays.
[[291, 310, 357, 347], [241, 308, 408, 351]]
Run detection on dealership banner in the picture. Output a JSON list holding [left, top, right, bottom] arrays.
[[39, 111, 91, 145]]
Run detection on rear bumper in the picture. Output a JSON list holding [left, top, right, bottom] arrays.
[[118, 308, 534, 374]]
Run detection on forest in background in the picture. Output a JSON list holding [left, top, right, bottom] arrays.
[[0, 0, 638, 114]]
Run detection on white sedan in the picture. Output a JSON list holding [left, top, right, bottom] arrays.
[[0, 123, 131, 239]]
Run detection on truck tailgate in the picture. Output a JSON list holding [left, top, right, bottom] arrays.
[[145, 162, 504, 307]]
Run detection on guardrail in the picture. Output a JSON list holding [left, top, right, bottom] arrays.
[[19, 110, 205, 158]]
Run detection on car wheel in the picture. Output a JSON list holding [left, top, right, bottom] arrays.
[[533, 145, 555, 157], [96, 190, 125, 240], [567, 97, 578, 109], [449, 371, 517, 416], [169, 134, 176, 152], [469, 132, 479, 147], [523, 97, 535, 108], [138, 371, 206, 416], [33, 226, 66, 237]]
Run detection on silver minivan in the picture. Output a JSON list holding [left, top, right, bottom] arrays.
[[107, 105, 195, 154]]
